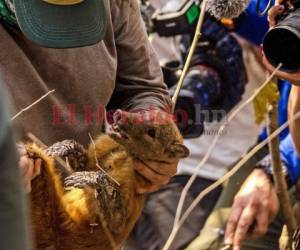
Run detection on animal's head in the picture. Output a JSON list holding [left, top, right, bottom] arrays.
[[109, 110, 189, 162]]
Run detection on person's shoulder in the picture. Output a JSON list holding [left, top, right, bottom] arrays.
[[109, 0, 139, 12], [108, 0, 140, 27]]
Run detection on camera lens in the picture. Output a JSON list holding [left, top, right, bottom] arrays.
[[263, 9, 300, 72], [162, 60, 182, 88], [170, 64, 223, 138], [175, 95, 203, 137], [263, 27, 300, 72]]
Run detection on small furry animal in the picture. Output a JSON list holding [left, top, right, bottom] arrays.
[[26, 110, 189, 250]]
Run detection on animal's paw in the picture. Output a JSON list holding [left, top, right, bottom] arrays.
[[24, 143, 45, 160], [46, 140, 88, 171], [64, 171, 99, 189]]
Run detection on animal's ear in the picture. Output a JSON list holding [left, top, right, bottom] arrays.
[[166, 142, 190, 159]]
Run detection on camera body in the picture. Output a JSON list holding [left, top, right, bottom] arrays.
[[140, 0, 247, 138], [164, 19, 247, 138], [152, 0, 200, 36], [263, 0, 300, 72], [141, 0, 200, 36]]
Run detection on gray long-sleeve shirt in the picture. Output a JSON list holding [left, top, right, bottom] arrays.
[[0, 0, 171, 146]]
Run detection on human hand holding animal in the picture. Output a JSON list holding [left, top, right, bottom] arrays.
[[134, 159, 178, 194], [110, 109, 186, 194], [23, 108, 189, 250], [17, 143, 42, 193], [224, 169, 279, 250]]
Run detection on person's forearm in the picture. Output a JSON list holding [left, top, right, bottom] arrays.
[[289, 85, 300, 155], [107, 0, 172, 113]]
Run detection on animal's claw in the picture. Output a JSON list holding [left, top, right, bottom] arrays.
[[64, 179, 85, 189], [64, 171, 99, 189], [46, 140, 88, 171]]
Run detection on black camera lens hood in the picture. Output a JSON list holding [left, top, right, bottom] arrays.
[[263, 8, 300, 72]]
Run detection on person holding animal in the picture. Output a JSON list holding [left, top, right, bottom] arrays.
[[0, 0, 189, 249], [0, 0, 179, 194], [25, 109, 189, 250]]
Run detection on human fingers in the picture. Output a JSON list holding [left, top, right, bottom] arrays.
[[134, 160, 170, 185], [275, 0, 286, 5], [224, 204, 244, 245], [16, 143, 27, 157], [268, 5, 285, 27], [19, 156, 34, 178], [232, 204, 258, 249], [142, 160, 178, 177], [262, 54, 300, 85], [32, 158, 42, 180], [136, 183, 162, 194], [19, 156, 34, 193], [252, 203, 270, 238], [269, 186, 280, 220], [135, 173, 166, 194]]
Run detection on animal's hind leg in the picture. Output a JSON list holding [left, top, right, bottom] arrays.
[[26, 144, 97, 235], [25, 144, 59, 249], [64, 171, 127, 234], [45, 140, 88, 171]]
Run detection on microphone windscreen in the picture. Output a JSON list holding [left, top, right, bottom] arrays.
[[206, 0, 250, 19]]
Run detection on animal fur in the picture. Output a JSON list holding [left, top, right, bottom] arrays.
[[26, 110, 189, 250]]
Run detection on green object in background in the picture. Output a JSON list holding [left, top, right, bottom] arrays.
[[186, 4, 200, 24], [0, 0, 18, 26]]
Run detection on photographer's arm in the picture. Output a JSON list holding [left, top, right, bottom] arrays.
[[262, 56, 300, 85], [224, 168, 279, 250], [262, 0, 300, 84], [225, 134, 300, 249], [279, 134, 300, 180], [107, 0, 171, 112], [289, 86, 300, 155]]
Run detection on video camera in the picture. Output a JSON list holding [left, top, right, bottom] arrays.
[[164, 20, 247, 138], [261, 0, 300, 72], [141, 0, 200, 36], [141, 0, 247, 138]]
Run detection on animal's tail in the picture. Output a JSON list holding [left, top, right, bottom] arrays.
[[26, 143, 99, 229]]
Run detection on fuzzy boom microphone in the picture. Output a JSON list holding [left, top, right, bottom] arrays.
[[206, 0, 250, 19]]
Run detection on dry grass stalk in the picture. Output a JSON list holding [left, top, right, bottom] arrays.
[[27, 132, 70, 172], [88, 133, 120, 186], [87, 133, 120, 249], [171, 0, 208, 112], [11, 89, 55, 121], [163, 109, 300, 250], [267, 103, 296, 249], [174, 64, 283, 229], [220, 245, 232, 250], [28, 133, 119, 249]]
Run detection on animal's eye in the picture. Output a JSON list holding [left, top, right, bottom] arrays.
[[147, 128, 156, 138]]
